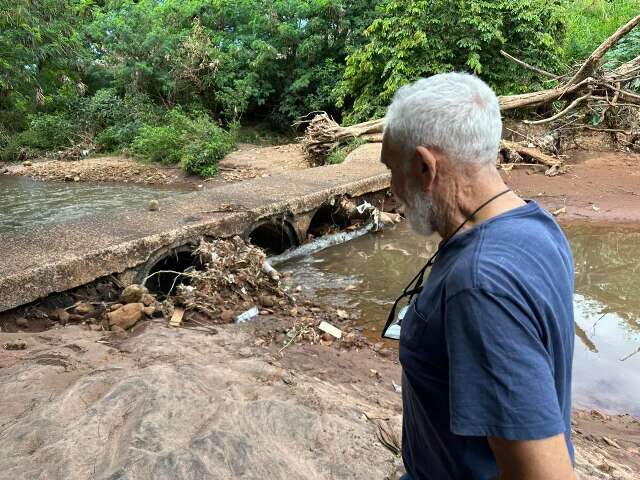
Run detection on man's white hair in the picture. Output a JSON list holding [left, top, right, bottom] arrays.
[[384, 72, 502, 166]]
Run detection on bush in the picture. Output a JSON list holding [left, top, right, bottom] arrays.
[[131, 125, 183, 164], [131, 108, 236, 176], [0, 112, 79, 160], [180, 133, 235, 178]]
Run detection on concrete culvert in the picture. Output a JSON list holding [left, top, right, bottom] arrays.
[[143, 248, 203, 296], [248, 220, 298, 255], [307, 203, 351, 237]]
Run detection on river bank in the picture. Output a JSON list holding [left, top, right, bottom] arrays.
[[0, 313, 638, 479], [1, 143, 308, 188]]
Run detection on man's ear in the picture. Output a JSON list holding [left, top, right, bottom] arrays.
[[415, 146, 438, 192]]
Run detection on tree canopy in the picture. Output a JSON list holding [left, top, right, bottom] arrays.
[[0, 0, 637, 174]]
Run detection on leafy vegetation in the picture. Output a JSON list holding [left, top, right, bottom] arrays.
[[1, 0, 638, 173], [563, 0, 639, 65], [336, 0, 566, 123], [327, 138, 368, 165], [131, 109, 235, 177]]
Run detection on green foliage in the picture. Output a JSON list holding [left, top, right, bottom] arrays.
[[337, 0, 566, 123], [3, 0, 639, 167], [131, 125, 184, 165], [326, 138, 368, 165], [563, 0, 639, 65], [87, 0, 379, 124], [0, 112, 78, 160], [131, 109, 236, 176], [0, 0, 90, 130]]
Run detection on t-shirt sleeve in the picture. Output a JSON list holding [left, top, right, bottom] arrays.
[[445, 288, 565, 440]]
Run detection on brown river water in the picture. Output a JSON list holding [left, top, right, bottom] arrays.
[[284, 222, 640, 415], [0, 175, 188, 232]]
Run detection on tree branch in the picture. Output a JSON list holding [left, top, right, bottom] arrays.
[[567, 14, 640, 86], [500, 50, 559, 79]]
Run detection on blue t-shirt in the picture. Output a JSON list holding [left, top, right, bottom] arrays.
[[399, 200, 575, 480]]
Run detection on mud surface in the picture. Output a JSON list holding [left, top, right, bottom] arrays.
[[0, 320, 404, 480], [505, 151, 640, 223], [0, 318, 637, 479]]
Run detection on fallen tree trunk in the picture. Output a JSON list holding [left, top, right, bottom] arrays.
[[300, 14, 640, 167]]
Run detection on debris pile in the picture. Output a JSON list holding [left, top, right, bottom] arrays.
[[169, 236, 292, 325]]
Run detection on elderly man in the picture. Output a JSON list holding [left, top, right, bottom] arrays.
[[381, 73, 576, 480]]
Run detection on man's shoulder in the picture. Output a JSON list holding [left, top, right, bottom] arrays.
[[445, 204, 572, 298]]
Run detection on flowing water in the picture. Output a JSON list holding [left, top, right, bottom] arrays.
[[0, 175, 188, 232], [284, 222, 640, 415]]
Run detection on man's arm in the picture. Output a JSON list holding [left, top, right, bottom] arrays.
[[489, 434, 576, 480]]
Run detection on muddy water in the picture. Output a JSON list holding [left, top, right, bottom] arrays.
[[0, 175, 188, 232], [284, 222, 640, 415]]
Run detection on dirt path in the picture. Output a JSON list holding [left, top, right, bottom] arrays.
[[1, 317, 637, 479]]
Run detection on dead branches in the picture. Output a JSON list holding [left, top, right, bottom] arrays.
[[298, 113, 384, 164], [299, 14, 640, 167]]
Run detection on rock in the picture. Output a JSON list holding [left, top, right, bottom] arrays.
[[140, 293, 156, 307], [148, 199, 160, 211], [258, 295, 275, 308], [74, 302, 95, 315], [111, 325, 127, 337], [110, 303, 124, 311], [53, 308, 70, 324], [372, 342, 385, 352], [121, 284, 148, 304], [68, 314, 84, 322], [63, 174, 73, 182], [15, 318, 29, 328], [321, 333, 334, 342], [342, 332, 356, 348], [143, 306, 155, 316], [220, 309, 235, 323], [107, 303, 145, 330], [1, 166, 8, 174], [73, 176, 80, 182], [289, 307, 299, 317], [22, 160, 33, 167], [336, 309, 349, 320], [377, 348, 393, 358]]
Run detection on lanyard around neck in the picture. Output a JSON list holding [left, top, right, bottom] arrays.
[[381, 188, 512, 338]]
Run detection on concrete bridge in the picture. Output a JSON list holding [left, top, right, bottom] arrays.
[[0, 145, 389, 312]]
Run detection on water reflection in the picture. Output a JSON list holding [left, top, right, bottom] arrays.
[[0, 175, 187, 232], [284, 222, 640, 414]]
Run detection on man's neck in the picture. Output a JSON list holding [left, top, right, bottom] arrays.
[[439, 174, 526, 239]]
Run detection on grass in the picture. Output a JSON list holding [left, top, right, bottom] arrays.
[[326, 137, 368, 165]]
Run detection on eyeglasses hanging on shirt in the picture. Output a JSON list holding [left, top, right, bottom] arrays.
[[381, 189, 512, 340]]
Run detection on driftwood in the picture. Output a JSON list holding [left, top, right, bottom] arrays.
[[300, 14, 640, 167]]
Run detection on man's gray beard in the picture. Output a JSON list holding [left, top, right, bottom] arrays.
[[404, 187, 438, 237]]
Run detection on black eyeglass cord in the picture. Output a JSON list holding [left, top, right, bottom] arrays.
[[382, 188, 512, 338]]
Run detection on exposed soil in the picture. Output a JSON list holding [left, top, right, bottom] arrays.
[[504, 151, 640, 223], [4, 143, 309, 188], [0, 316, 637, 479], [6, 156, 194, 186]]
